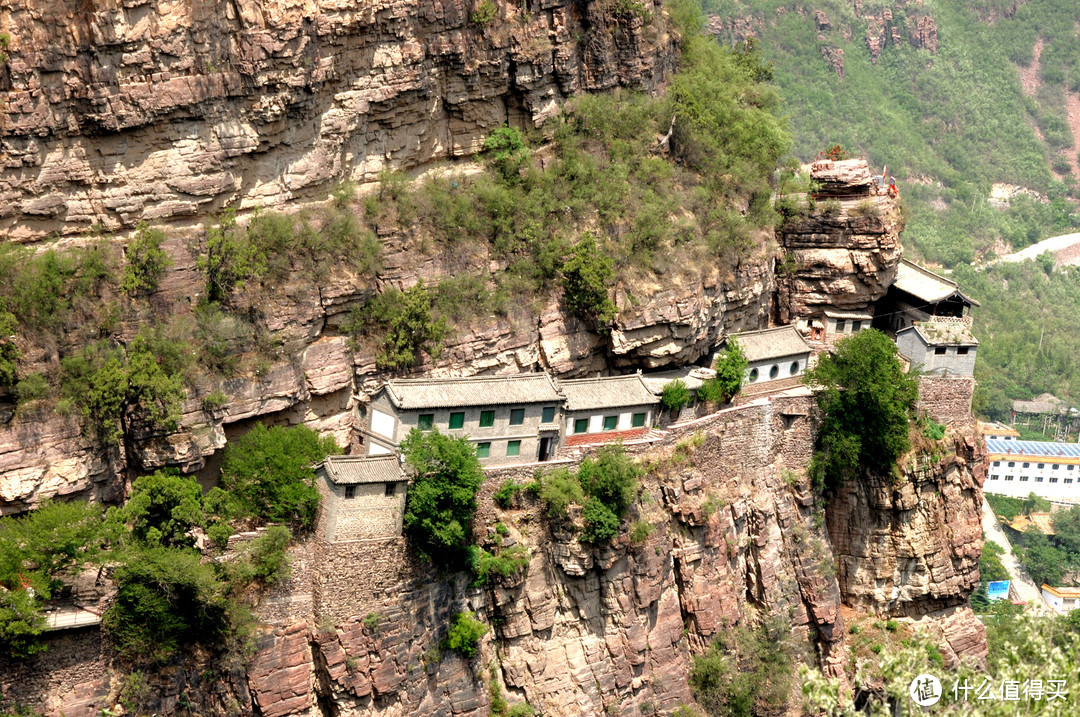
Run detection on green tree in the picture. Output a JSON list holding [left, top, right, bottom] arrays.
[[122, 471, 206, 548], [483, 126, 528, 184], [712, 339, 748, 403], [198, 209, 266, 304], [121, 223, 172, 295], [1053, 504, 1080, 554], [0, 310, 19, 387], [444, 611, 489, 658], [59, 336, 186, 444], [0, 588, 46, 659], [578, 444, 640, 516], [218, 423, 339, 529], [803, 330, 918, 492], [560, 234, 617, 326], [401, 428, 484, 563], [1018, 531, 1065, 587], [689, 617, 794, 717], [661, 379, 692, 413], [352, 281, 448, 370], [102, 546, 231, 664]]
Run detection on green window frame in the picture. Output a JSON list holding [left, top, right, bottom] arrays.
[[449, 412, 465, 429], [510, 408, 525, 426], [476, 442, 490, 458], [506, 440, 521, 457], [417, 414, 434, 430], [479, 410, 495, 428], [603, 415, 618, 431], [574, 418, 589, 434], [632, 412, 646, 428], [542, 406, 555, 423]]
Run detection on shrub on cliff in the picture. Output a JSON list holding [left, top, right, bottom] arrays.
[[121, 223, 172, 295], [345, 281, 448, 370], [199, 209, 267, 304], [689, 617, 794, 717], [218, 423, 340, 530], [444, 611, 489, 658], [103, 546, 232, 664], [661, 379, 692, 413], [560, 234, 617, 327], [402, 429, 484, 564], [0, 311, 19, 388], [803, 329, 918, 492], [59, 335, 187, 444]]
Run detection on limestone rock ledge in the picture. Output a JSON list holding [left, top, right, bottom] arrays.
[[0, 0, 676, 241]]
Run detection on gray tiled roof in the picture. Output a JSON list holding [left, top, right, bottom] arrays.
[[730, 325, 812, 363], [320, 455, 406, 485], [894, 259, 980, 306], [383, 374, 562, 410], [559, 374, 660, 412], [908, 320, 978, 346]]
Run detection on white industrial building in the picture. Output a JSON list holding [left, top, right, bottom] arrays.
[[985, 438, 1080, 501]]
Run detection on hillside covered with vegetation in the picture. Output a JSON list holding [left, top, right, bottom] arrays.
[[705, 0, 1080, 414]]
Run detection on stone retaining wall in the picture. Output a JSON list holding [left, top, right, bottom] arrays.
[[918, 375, 974, 424]]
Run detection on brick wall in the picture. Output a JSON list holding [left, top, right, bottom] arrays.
[[312, 537, 422, 624], [0, 627, 109, 716], [917, 376, 974, 424]]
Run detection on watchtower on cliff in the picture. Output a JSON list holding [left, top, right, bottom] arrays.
[[315, 455, 409, 543]]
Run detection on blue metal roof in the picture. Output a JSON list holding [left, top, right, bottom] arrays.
[[986, 438, 1080, 459]]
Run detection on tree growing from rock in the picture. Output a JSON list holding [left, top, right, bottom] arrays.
[[710, 338, 748, 403], [803, 329, 918, 492], [401, 428, 484, 563]]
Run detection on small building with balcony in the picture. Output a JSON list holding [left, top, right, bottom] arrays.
[[362, 374, 564, 465], [561, 374, 660, 447], [877, 259, 979, 334]]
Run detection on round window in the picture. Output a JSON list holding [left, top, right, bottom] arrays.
[[790, 361, 800, 376], [769, 365, 779, 379], [748, 368, 759, 382]]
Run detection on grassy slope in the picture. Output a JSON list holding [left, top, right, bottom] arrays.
[[706, 0, 1080, 415]]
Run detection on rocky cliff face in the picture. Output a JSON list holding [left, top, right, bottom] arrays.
[[776, 190, 903, 325], [0, 0, 676, 241]]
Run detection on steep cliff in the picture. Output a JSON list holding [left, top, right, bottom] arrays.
[[0, 393, 988, 716], [0, 0, 675, 241]]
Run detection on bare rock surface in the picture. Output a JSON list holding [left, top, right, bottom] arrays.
[[0, 0, 677, 240]]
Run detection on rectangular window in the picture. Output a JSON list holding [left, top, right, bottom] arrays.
[[574, 418, 589, 434], [1005, 476, 1014, 481], [993, 461, 1000, 467], [990, 475, 999, 481], [1020, 476, 1029, 482], [1009, 462, 1015, 468], [449, 412, 465, 430], [851, 320, 862, 332], [1054, 464, 1061, 470], [418, 414, 434, 430], [934, 347, 947, 355], [385, 482, 396, 496], [1038, 463, 1045, 469], [603, 415, 618, 431], [835, 319, 846, 332], [958, 347, 970, 355], [479, 410, 495, 428], [542, 406, 556, 423], [506, 440, 521, 457], [1023, 462, 1030, 468], [1037, 476, 1044, 482], [1067, 479, 1075, 485], [476, 442, 490, 458], [632, 412, 646, 428], [1071, 465, 1076, 471], [1051, 477, 1060, 483], [344, 485, 356, 498], [510, 408, 525, 426]]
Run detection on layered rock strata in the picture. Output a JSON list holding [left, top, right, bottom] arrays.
[[0, 0, 676, 241], [776, 188, 903, 324]]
